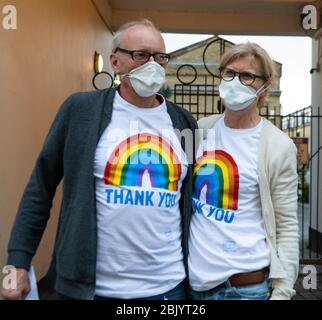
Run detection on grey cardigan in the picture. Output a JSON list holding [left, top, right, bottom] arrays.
[[7, 88, 198, 299]]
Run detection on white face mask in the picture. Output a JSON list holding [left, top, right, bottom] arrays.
[[219, 77, 269, 111], [122, 61, 166, 97]]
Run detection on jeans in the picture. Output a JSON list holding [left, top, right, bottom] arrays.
[[57, 280, 187, 300], [190, 273, 272, 300]]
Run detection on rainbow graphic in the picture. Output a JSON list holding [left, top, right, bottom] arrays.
[[104, 133, 182, 191], [193, 150, 239, 210]]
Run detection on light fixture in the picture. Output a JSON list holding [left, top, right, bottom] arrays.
[[94, 51, 104, 74], [92, 50, 114, 90]]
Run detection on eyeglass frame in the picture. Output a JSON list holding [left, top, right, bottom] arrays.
[[219, 66, 267, 86], [114, 47, 171, 65]]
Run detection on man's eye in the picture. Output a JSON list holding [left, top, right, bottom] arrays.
[[135, 52, 149, 59]]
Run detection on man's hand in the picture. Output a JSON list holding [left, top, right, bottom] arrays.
[[1, 268, 30, 300]]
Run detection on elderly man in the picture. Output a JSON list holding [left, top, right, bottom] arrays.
[[1, 19, 197, 300]]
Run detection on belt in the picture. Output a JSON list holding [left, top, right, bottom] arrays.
[[217, 267, 270, 289]]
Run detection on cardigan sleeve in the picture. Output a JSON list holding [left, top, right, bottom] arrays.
[[6, 95, 73, 271], [270, 143, 299, 300]]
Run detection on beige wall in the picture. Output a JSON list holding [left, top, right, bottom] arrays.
[[0, 0, 113, 284]]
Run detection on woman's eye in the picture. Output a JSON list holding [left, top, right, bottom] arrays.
[[241, 73, 254, 80]]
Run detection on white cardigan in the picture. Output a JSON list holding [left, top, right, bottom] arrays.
[[196, 114, 299, 300]]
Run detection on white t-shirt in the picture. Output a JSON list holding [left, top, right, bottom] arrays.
[[189, 116, 270, 291], [94, 91, 187, 298]]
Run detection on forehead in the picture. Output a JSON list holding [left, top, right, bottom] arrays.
[[119, 25, 165, 52], [226, 55, 262, 73]]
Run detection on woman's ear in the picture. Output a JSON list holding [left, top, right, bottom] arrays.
[[266, 79, 273, 88], [257, 86, 269, 107]]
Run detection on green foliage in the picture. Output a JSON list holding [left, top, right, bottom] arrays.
[[159, 85, 172, 99], [298, 182, 309, 203]]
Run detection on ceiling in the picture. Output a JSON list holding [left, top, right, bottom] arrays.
[[94, 0, 321, 35], [108, 0, 311, 14]]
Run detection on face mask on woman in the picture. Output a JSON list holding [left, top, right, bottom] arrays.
[[121, 61, 166, 97], [219, 77, 269, 111]]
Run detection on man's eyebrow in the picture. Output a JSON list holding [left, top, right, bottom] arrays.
[[137, 49, 167, 53]]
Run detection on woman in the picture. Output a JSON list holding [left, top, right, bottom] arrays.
[[189, 42, 299, 300]]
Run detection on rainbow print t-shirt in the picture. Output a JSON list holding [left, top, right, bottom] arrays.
[[94, 91, 188, 299], [189, 116, 270, 292]]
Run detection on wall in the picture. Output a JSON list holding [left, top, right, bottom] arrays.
[[0, 0, 113, 285]]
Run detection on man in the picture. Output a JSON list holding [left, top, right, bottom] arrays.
[[1, 19, 197, 300]]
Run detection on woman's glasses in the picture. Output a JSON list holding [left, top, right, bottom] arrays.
[[219, 67, 267, 86]]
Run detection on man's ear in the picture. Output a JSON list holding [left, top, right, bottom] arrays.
[[110, 53, 120, 73]]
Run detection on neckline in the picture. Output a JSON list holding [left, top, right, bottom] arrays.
[[115, 91, 166, 113], [220, 115, 263, 134]]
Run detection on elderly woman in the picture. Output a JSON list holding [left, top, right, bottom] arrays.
[[189, 42, 299, 300]]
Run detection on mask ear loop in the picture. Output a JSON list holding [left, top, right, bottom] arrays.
[[256, 82, 270, 96], [113, 74, 122, 87], [118, 64, 143, 81]]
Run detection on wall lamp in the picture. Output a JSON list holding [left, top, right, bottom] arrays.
[[94, 51, 104, 74], [92, 51, 114, 90]]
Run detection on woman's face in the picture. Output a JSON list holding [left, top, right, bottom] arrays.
[[225, 55, 266, 92]]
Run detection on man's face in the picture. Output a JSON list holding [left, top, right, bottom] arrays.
[[110, 25, 167, 76]]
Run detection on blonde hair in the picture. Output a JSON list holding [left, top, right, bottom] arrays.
[[112, 19, 160, 52], [220, 42, 276, 107]]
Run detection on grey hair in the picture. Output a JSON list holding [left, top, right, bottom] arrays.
[[112, 19, 160, 52]]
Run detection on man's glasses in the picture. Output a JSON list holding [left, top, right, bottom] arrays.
[[219, 67, 267, 86], [115, 47, 170, 65]]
